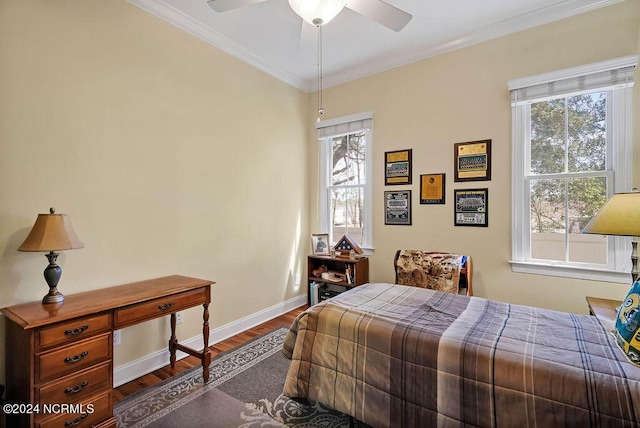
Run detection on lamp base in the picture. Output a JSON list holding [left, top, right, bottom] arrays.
[[42, 251, 65, 305], [42, 289, 64, 304]]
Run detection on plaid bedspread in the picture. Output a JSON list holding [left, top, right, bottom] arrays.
[[282, 283, 640, 427]]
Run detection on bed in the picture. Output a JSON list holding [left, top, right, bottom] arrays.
[[282, 283, 640, 427]]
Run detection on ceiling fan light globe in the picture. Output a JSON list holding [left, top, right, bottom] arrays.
[[288, 0, 346, 26]]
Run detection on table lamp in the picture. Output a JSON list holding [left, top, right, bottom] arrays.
[[582, 192, 640, 282], [18, 207, 84, 304]]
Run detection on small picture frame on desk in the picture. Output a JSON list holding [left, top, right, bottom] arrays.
[[311, 233, 330, 256]]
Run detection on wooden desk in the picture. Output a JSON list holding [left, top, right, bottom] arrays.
[[1, 275, 214, 428], [586, 296, 621, 331]]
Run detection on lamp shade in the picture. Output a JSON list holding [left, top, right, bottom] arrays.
[[288, 0, 346, 26], [582, 192, 640, 237], [18, 208, 84, 252]]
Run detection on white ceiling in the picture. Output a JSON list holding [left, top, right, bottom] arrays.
[[129, 0, 623, 92]]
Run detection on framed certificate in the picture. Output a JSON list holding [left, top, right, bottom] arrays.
[[454, 140, 491, 182], [384, 190, 412, 225], [420, 173, 445, 204], [385, 149, 412, 185], [454, 188, 488, 227]]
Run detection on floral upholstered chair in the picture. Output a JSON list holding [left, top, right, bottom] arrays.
[[393, 250, 473, 296]]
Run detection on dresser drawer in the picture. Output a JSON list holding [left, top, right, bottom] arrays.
[[36, 333, 112, 383], [114, 288, 208, 328], [37, 313, 112, 350], [37, 390, 112, 428], [37, 361, 112, 406]]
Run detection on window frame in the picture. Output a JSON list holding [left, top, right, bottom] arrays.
[[317, 112, 374, 251], [509, 56, 637, 283]]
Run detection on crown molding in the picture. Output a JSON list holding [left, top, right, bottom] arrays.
[[320, 0, 626, 90], [127, 0, 308, 90], [129, 0, 625, 93]]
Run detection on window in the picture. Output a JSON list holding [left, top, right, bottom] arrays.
[[509, 56, 637, 282], [317, 113, 373, 250]]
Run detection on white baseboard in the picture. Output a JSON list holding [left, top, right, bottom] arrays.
[[114, 293, 307, 387]]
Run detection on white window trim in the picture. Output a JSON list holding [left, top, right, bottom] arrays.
[[317, 112, 374, 252], [509, 56, 637, 283]]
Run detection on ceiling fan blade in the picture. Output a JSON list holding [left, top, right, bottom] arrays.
[[207, 0, 269, 13], [346, 0, 412, 32]]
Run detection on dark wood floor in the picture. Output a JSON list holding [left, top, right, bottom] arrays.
[[113, 305, 307, 403]]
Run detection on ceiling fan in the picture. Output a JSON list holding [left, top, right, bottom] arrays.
[[207, 0, 412, 32]]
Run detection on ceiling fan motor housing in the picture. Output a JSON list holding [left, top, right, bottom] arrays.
[[288, 0, 347, 26]]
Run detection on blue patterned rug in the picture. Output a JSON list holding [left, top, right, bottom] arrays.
[[114, 327, 366, 427]]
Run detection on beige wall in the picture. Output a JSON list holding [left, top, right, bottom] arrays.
[[309, 1, 640, 312], [0, 0, 309, 386]]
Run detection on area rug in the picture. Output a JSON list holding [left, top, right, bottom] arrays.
[[115, 326, 369, 428]]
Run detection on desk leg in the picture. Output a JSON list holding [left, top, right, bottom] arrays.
[[202, 302, 211, 382], [166, 304, 211, 383], [169, 313, 177, 368]]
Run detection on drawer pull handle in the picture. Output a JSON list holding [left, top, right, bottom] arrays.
[[64, 380, 89, 395], [64, 325, 89, 336], [64, 413, 88, 427], [64, 351, 88, 364], [158, 302, 174, 310]]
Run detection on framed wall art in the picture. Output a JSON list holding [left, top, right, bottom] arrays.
[[311, 233, 330, 255], [385, 149, 412, 185], [385, 190, 412, 225], [454, 140, 491, 182], [454, 188, 488, 227], [420, 173, 445, 204]]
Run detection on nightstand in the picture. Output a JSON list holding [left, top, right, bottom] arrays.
[[586, 296, 621, 331]]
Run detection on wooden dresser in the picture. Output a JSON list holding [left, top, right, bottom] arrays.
[[1, 275, 214, 428]]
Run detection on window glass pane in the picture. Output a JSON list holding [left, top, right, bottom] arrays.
[[530, 98, 566, 174], [330, 187, 364, 245], [332, 132, 366, 186], [530, 177, 608, 263], [568, 176, 607, 263], [530, 178, 565, 261], [568, 92, 606, 173], [530, 92, 607, 176]]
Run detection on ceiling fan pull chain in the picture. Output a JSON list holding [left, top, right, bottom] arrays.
[[317, 23, 324, 122]]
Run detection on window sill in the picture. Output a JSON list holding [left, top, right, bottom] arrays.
[[509, 260, 631, 284]]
